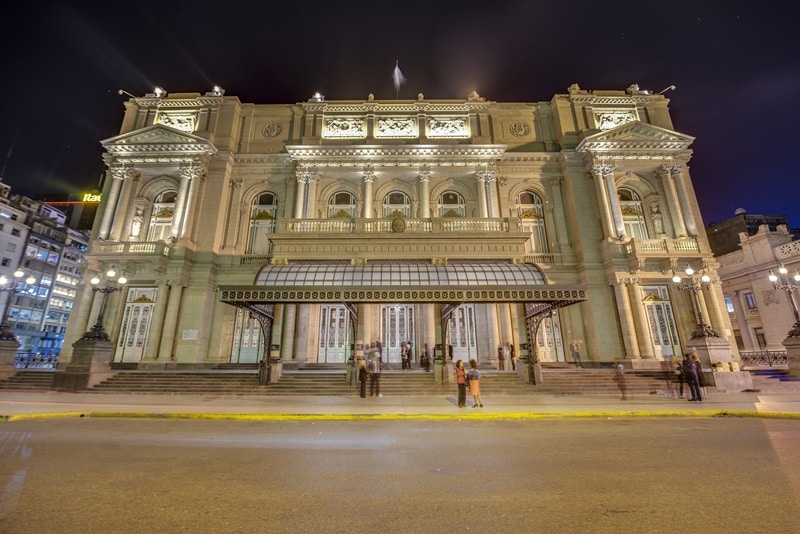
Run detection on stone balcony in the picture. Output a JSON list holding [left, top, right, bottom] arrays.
[[268, 217, 531, 262], [618, 237, 705, 272]]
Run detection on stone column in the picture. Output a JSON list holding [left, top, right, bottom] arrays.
[[545, 176, 568, 253], [731, 290, 756, 349], [295, 304, 311, 363], [614, 280, 639, 359], [484, 165, 500, 218], [98, 162, 132, 240], [158, 281, 183, 362], [111, 172, 139, 242], [670, 164, 698, 237], [294, 170, 308, 219], [475, 172, 488, 218], [628, 281, 655, 359], [418, 167, 431, 218], [306, 171, 319, 219], [363, 166, 375, 219], [181, 163, 205, 240], [657, 165, 687, 238], [280, 303, 297, 361], [599, 164, 625, 239], [171, 160, 199, 241], [590, 163, 617, 239]]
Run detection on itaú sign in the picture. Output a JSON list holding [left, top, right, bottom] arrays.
[[82, 193, 102, 202]]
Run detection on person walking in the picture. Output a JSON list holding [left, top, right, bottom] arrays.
[[455, 360, 467, 408], [369, 352, 382, 397], [497, 345, 506, 371], [467, 359, 483, 407], [421, 343, 431, 372], [358, 359, 368, 398], [675, 360, 685, 399], [682, 353, 702, 401], [508, 343, 517, 372]]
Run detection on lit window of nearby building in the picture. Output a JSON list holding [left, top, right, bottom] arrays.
[[724, 296, 734, 313], [744, 292, 757, 309]]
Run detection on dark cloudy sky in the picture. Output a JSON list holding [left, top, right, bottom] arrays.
[[1, 1, 798, 226]]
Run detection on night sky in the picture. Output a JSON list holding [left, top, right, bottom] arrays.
[[1, 1, 798, 226]]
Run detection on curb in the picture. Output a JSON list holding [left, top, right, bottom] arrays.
[[4, 410, 800, 422]]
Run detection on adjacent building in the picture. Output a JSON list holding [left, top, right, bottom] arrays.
[[57, 84, 741, 380]]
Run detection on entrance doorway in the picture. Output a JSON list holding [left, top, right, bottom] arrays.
[[230, 308, 265, 364], [642, 286, 682, 360], [381, 305, 415, 364], [113, 288, 157, 363], [319, 305, 350, 363], [447, 304, 477, 363]]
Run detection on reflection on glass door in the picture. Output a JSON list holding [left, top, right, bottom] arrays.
[[114, 288, 157, 363], [319, 305, 349, 363], [642, 286, 681, 360], [230, 309, 265, 364], [536, 311, 565, 362], [381, 305, 415, 364], [447, 304, 477, 363]]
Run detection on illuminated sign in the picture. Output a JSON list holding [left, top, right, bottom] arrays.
[[82, 193, 102, 203]]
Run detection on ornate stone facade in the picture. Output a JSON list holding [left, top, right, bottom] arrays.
[[57, 86, 738, 377]]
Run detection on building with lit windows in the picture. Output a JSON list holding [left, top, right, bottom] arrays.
[[57, 84, 744, 383]]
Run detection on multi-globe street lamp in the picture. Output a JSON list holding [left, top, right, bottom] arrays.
[[672, 264, 719, 339], [80, 268, 127, 342], [768, 265, 800, 338], [0, 269, 36, 341]]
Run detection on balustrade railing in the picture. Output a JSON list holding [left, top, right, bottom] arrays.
[[739, 350, 789, 368], [14, 352, 59, 369], [278, 217, 513, 234], [90, 241, 171, 256]]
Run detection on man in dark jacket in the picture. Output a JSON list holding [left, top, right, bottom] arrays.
[[682, 353, 702, 401]]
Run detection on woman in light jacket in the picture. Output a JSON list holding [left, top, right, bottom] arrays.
[[467, 359, 483, 408]]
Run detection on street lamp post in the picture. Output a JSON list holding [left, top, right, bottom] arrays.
[[672, 265, 720, 339], [80, 268, 127, 342], [768, 266, 800, 338], [0, 269, 36, 341]]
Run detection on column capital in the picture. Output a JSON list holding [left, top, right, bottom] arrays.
[[362, 165, 376, 183], [109, 161, 137, 181], [178, 159, 202, 180], [475, 163, 498, 182], [591, 162, 615, 177], [658, 162, 684, 177]]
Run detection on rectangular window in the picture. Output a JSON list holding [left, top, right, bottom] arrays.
[[744, 292, 757, 310], [754, 327, 767, 349], [11, 228, 20, 236], [1, 258, 9, 267], [724, 296, 734, 313]]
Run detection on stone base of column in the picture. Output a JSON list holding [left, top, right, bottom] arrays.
[[52, 338, 115, 392], [686, 336, 753, 391], [629, 358, 669, 370], [0, 338, 21, 380], [783, 334, 800, 379]]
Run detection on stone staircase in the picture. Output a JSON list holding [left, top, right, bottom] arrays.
[[747, 368, 800, 392], [0, 370, 55, 391], [532, 368, 675, 396]]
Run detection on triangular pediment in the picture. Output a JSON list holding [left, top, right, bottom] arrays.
[[577, 121, 694, 153], [101, 124, 217, 157]]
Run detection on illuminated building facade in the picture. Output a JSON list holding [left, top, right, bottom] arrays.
[[57, 84, 743, 381]]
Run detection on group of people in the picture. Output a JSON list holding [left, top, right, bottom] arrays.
[[676, 353, 706, 402], [357, 350, 383, 398], [496, 343, 517, 371], [454, 359, 484, 408]]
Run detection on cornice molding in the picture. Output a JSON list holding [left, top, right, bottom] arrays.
[[101, 124, 218, 157], [576, 121, 694, 154], [284, 144, 507, 167]]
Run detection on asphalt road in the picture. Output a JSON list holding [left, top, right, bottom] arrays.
[[1, 417, 798, 533]]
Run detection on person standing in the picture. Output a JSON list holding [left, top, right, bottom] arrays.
[[497, 345, 506, 371], [369, 352, 382, 397], [692, 354, 707, 400], [467, 359, 483, 407], [376, 340, 383, 362], [454, 360, 467, 408], [508, 343, 517, 372], [358, 359, 368, 398], [401, 341, 409, 370], [682, 353, 702, 402], [674, 360, 685, 399], [613, 362, 628, 400], [421, 343, 431, 372]]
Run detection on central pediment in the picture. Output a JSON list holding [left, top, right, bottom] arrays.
[[576, 121, 694, 153], [101, 124, 218, 157]]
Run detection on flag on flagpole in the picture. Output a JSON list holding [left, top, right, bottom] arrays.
[[392, 60, 407, 94]]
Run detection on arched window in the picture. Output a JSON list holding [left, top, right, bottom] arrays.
[[247, 192, 278, 255], [437, 190, 465, 217], [147, 190, 177, 241], [618, 188, 648, 239], [516, 191, 548, 253], [328, 191, 356, 218], [382, 190, 411, 217]]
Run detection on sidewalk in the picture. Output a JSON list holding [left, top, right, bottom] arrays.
[[3, 389, 800, 421]]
